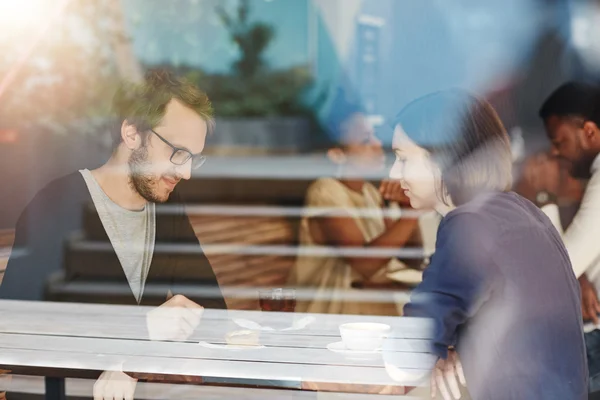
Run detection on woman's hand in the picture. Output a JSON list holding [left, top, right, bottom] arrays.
[[431, 350, 466, 400]]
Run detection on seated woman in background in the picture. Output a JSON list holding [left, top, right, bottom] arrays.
[[288, 112, 433, 316], [393, 89, 586, 399]]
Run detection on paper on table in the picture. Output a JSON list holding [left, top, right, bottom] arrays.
[[327, 341, 381, 356], [233, 316, 316, 332], [198, 341, 265, 350]]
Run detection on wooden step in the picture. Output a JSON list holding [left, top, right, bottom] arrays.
[[0, 229, 14, 285], [3, 210, 299, 310]]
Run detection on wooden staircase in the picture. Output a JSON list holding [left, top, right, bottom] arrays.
[[1, 207, 298, 309]]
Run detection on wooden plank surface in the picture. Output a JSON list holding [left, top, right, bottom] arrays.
[[8, 375, 423, 399], [0, 333, 434, 370], [0, 300, 424, 325], [0, 316, 430, 352], [0, 347, 422, 388], [0, 301, 433, 392], [0, 301, 433, 340]]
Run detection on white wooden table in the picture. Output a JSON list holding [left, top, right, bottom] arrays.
[[0, 300, 435, 399]]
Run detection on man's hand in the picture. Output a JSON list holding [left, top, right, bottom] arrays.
[[515, 152, 561, 205], [379, 180, 411, 207], [431, 350, 466, 400], [580, 274, 600, 324], [523, 152, 561, 198], [146, 294, 204, 342], [93, 371, 137, 400]]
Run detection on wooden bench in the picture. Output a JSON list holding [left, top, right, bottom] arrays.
[[1, 204, 423, 312], [190, 212, 297, 310]]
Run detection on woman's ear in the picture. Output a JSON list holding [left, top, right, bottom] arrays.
[[327, 148, 347, 164], [121, 120, 141, 150]]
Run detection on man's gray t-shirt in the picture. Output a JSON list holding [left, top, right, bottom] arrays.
[[79, 169, 156, 303]]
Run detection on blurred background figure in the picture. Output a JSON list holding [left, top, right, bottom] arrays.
[[519, 82, 600, 392], [288, 110, 425, 316]]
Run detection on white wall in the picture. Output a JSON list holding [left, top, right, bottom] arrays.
[[312, 0, 363, 63]]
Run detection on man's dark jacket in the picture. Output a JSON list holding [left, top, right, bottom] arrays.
[[0, 172, 226, 308]]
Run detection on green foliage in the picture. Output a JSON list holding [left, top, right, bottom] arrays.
[[216, 0, 275, 79], [203, 0, 317, 118], [186, 65, 315, 118]]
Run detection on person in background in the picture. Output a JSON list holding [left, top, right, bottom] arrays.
[[392, 89, 586, 399], [288, 112, 426, 316], [523, 81, 600, 392], [0, 71, 225, 399]]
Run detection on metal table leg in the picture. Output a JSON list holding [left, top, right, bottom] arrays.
[[45, 377, 66, 400]]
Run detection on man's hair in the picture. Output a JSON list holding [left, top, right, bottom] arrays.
[[539, 82, 600, 126], [111, 70, 214, 150], [394, 89, 512, 206]]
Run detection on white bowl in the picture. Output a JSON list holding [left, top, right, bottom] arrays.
[[339, 322, 391, 351]]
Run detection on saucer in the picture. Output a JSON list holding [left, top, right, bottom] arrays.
[[326, 341, 381, 355]]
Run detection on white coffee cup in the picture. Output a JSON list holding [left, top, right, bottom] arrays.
[[339, 322, 391, 351]]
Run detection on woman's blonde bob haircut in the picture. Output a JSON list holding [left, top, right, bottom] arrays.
[[394, 89, 512, 206]]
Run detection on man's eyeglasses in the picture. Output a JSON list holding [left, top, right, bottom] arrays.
[[149, 129, 207, 170]]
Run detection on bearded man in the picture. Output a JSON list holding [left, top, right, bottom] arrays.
[[0, 71, 225, 309]]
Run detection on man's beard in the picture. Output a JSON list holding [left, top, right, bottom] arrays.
[[128, 146, 168, 203], [569, 152, 596, 180]]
